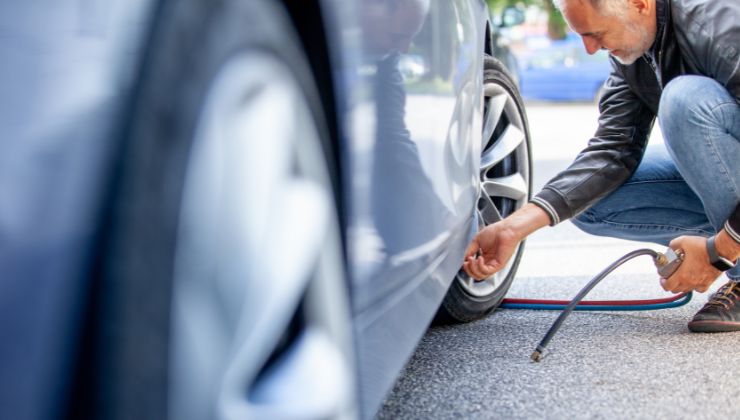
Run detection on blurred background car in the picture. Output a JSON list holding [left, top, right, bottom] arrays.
[[517, 33, 611, 102], [0, 1, 530, 419]]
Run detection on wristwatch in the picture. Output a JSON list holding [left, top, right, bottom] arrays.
[[706, 235, 736, 271]]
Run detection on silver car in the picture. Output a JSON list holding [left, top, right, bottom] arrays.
[[0, 1, 531, 419]]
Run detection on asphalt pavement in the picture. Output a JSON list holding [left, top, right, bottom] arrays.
[[376, 103, 740, 419]]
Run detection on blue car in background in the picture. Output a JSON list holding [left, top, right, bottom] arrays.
[[1, 1, 532, 419], [518, 34, 611, 102]]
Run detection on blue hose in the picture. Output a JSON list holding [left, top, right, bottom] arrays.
[[500, 292, 693, 311]]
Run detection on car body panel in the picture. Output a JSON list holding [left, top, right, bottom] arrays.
[[0, 1, 156, 418], [318, 0, 486, 415]]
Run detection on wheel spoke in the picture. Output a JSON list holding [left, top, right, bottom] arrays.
[[482, 173, 528, 201], [482, 90, 508, 144], [476, 207, 486, 229], [480, 123, 525, 171], [477, 193, 503, 225]]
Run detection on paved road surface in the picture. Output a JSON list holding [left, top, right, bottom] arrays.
[[376, 103, 739, 419]]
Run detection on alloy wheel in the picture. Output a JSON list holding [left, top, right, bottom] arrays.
[[455, 57, 531, 298]]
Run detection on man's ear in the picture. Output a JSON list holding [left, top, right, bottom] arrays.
[[629, 0, 651, 15]]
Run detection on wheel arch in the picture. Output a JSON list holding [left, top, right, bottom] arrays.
[[281, 1, 346, 236], [485, 21, 494, 57]]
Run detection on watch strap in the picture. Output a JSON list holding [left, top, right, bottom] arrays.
[[707, 235, 735, 272]]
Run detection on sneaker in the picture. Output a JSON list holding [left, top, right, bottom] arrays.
[[688, 281, 740, 333]]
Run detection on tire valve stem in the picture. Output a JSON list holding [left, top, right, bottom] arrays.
[[530, 248, 685, 362]]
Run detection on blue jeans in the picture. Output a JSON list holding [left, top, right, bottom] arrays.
[[573, 76, 740, 281]]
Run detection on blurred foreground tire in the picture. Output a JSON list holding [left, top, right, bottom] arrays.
[[92, 1, 355, 419]]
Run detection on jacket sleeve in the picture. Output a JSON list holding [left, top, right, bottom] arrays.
[[531, 63, 655, 225], [726, 203, 740, 244]]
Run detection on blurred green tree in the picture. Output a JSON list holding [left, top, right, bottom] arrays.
[[485, 0, 568, 40]]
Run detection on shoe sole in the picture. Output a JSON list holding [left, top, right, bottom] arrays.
[[688, 320, 740, 333]]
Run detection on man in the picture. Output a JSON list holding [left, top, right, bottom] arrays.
[[463, 0, 740, 332]]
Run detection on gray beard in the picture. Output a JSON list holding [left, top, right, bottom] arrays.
[[612, 21, 653, 65]]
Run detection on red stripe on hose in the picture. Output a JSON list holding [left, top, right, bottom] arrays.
[[501, 292, 689, 306]]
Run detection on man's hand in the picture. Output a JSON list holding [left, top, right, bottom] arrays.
[[661, 236, 720, 293], [462, 203, 551, 280], [662, 230, 740, 293], [463, 222, 519, 279]]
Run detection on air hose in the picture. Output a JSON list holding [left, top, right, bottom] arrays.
[[495, 248, 689, 362]]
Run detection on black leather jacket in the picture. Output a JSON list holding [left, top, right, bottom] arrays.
[[531, 0, 740, 237]]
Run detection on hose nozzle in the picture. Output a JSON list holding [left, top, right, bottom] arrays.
[[654, 248, 685, 279], [531, 349, 544, 363]]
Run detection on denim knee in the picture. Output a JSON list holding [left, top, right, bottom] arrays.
[[572, 209, 599, 234], [659, 75, 721, 115], [658, 76, 726, 143]]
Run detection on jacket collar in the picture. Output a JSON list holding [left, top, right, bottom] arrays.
[[651, 0, 668, 55]]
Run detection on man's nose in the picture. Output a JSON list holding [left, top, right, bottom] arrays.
[[582, 37, 601, 55]]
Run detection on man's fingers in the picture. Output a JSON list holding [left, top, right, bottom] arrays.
[[464, 240, 480, 260], [660, 277, 682, 293], [470, 256, 487, 279], [474, 256, 498, 280], [661, 277, 693, 293], [463, 255, 497, 280], [462, 260, 476, 279], [462, 263, 472, 278], [463, 257, 482, 279]]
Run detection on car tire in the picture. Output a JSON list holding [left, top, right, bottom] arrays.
[[89, 1, 355, 419], [437, 55, 532, 323]]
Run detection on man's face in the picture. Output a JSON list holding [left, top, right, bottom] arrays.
[[561, 0, 656, 65]]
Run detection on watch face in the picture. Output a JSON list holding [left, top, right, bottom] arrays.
[[712, 257, 735, 272]]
